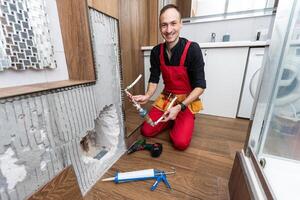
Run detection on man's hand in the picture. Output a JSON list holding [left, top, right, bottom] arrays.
[[130, 82, 157, 105], [161, 104, 181, 122], [132, 94, 150, 105]]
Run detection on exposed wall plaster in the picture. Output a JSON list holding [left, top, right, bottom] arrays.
[[0, 8, 124, 200], [95, 104, 121, 150], [0, 148, 27, 190]]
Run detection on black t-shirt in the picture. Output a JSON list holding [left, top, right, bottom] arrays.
[[149, 37, 206, 89]]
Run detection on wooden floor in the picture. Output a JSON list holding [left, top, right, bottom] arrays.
[[84, 114, 249, 200]]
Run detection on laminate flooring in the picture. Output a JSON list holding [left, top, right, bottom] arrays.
[[85, 114, 249, 200]]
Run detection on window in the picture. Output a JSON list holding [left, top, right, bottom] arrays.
[[191, 0, 276, 17], [191, 0, 226, 17], [227, 0, 275, 12]]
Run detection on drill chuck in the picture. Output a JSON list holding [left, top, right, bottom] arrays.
[[150, 143, 163, 157]]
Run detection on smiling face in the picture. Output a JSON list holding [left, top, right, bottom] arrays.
[[159, 8, 182, 48]]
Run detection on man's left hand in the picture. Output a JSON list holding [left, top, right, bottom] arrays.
[[161, 104, 181, 122]]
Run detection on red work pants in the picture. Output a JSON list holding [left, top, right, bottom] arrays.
[[141, 106, 195, 150]]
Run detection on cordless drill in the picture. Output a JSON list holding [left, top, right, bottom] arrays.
[[127, 139, 163, 158]]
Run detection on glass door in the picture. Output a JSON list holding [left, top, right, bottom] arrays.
[[258, 1, 300, 161], [247, 0, 300, 199]]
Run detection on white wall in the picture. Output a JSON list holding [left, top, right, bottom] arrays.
[[181, 15, 274, 43]]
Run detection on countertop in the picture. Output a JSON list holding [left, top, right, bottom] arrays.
[[141, 40, 270, 50]]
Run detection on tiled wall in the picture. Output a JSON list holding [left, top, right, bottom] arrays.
[[0, 9, 124, 200], [0, 0, 55, 71], [0, 0, 69, 89]]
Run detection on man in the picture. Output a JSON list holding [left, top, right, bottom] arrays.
[[133, 4, 206, 150]]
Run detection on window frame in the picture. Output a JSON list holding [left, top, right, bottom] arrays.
[[189, 0, 277, 21]]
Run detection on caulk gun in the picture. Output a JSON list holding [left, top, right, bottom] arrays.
[[101, 168, 176, 191]]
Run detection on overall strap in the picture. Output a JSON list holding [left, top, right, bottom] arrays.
[[159, 43, 166, 66], [179, 41, 192, 66]]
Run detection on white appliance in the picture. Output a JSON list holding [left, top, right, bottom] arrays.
[[238, 47, 265, 118]]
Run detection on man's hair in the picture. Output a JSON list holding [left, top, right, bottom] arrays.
[[159, 4, 181, 19]]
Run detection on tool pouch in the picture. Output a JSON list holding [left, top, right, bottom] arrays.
[[153, 92, 203, 114]]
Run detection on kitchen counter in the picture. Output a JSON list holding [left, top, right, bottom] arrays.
[[141, 40, 269, 50]]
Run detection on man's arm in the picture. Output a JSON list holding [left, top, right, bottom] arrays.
[[145, 82, 158, 98], [181, 87, 204, 106], [132, 46, 160, 105]]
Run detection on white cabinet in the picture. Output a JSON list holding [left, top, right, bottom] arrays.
[[143, 49, 164, 101], [201, 47, 249, 118], [237, 47, 265, 118]]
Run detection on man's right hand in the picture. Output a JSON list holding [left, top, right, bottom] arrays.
[[132, 94, 150, 105]]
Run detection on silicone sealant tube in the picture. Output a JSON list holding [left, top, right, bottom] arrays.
[[114, 169, 155, 183]]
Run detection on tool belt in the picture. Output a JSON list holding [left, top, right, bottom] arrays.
[[153, 91, 203, 114]]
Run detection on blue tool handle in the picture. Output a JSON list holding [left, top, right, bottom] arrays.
[[150, 173, 172, 191], [151, 176, 162, 191], [162, 174, 171, 189]]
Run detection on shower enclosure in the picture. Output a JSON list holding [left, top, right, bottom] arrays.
[[231, 0, 300, 199]]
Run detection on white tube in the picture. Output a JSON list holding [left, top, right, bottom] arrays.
[[167, 96, 178, 110], [154, 97, 178, 125], [126, 74, 142, 90], [117, 169, 155, 181]]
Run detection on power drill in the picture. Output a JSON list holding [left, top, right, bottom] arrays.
[[127, 139, 163, 158]]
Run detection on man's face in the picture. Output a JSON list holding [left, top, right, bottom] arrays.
[[159, 8, 182, 45]]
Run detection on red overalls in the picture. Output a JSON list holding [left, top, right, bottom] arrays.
[[141, 41, 195, 150]]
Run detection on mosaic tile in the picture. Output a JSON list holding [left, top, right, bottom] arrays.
[[5, 36, 12, 43], [1, 5, 8, 13], [16, 63, 22, 69], [0, 16, 6, 24], [7, 14, 15, 22], [0, 0, 56, 71], [23, 59, 30, 65], [5, 48, 10, 55], [30, 57, 36, 62], [25, 49, 31, 55], [16, 12, 22, 20], [9, 3, 16, 12], [10, 56, 17, 62], [19, 42, 25, 48], [20, 31, 26, 38]]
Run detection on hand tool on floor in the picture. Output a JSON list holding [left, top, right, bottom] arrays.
[[101, 168, 176, 191], [127, 138, 163, 157]]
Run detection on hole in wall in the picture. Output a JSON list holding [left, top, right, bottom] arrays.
[[80, 130, 108, 160], [79, 104, 121, 160]]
